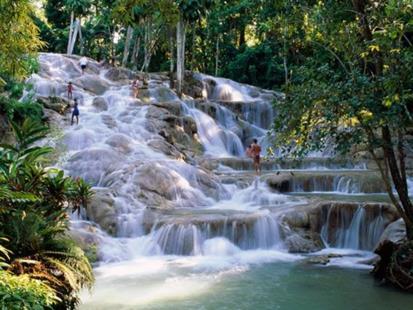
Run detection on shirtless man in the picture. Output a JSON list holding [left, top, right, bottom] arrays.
[[250, 139, 262, 176]]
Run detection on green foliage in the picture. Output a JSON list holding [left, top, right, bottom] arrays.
[[0, 119, 94, 308], [0, 270, 58, 310], [0, 97, 43, 124], [0, 0, 44, 79]]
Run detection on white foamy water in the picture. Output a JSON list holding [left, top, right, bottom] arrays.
[[27, 53, 401, 309]]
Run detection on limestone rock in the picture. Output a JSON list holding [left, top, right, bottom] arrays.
[[37, 96, 70, 114], [377, 218, 406, 246], [75, 75, 109, 95], [86, 189, 117, 235], [265, 174, 292, 193], [284, 231, 324, 253], [105, 67, 138, 81], [92, 97, 108, 111]]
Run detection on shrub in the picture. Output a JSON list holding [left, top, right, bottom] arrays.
[[0, 270, 58, 310]]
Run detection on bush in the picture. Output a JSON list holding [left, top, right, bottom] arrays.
[[0, 97, 43, 123], [0, 271, 58, 310]]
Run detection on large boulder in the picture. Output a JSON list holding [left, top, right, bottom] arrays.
[[86, 189, 117, 235], [284, 232, 324, 253], [105, 67, 138, 81], [74, 75, 110, 95], [377, 218, 406, 246]]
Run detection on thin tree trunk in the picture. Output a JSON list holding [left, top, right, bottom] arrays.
[[141, 19, 151, 72], [67, 11, 74, 55], [132, 34, 140, 71], [122, 26, 134, 67], [215, 35, 219, 76], [176, 12, 186, 97], [79, 18, 84, 55], [69, 19, 79, 55], [169, 27, 175, 89]]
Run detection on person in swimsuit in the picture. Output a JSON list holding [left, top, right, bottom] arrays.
[[71, 98, 79, 125], [250, 139, 262, 176], [131, 79, 140, 98], [67, 82, 73, 99]]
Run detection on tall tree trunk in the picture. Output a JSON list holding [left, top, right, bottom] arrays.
[[382, 126, 413, 239], [141, 19, 152, 72], [131, 33, 140, 71], [79, 18, 84, 55], [215, 35, 219, 76], [122, 26, 134, 67], [283, 26, 288, 85], [68, 19, 79, 55], [176, 12, 186, 97], [169, 27, 175, 89], [67, 11, 74, 55]]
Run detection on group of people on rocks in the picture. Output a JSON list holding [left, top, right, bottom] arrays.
[[66, 57, 88, 125], [65, 55, 263, 173]]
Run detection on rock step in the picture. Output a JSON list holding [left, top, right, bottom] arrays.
[[201, 157, 369, 171]]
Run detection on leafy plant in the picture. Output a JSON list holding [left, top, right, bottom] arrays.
[[0, 119, 94, 308]]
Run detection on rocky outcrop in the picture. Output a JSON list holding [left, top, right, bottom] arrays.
[[74, 75, 109, 95], [86, 189, 117, 235], [280, 202, 400, 252], [37, 96, 70, 114], [377, 218, 406, 246], [145, 104, 203, 158], [266, 174, 292, 193]]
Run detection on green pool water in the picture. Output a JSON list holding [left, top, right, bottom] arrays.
[[81, 254, 413, 310]]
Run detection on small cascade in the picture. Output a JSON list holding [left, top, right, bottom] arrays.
[[181, 101, 244, 157], [320, 204, 389, 250], [290, 174, 383, 194], [149, 213, 282, 255]]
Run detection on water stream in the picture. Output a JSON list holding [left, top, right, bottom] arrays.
[[28, 53, 413, 309]]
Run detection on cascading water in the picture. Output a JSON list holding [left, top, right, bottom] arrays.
[[320, 204, 389, 250], [25, 53, 406, 309], [181, 101, 244, 157]]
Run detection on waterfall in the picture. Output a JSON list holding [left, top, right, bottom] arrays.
[[181, 101, 244, 157], [148, 213, 282, 255], [321, 205, 388, 250]]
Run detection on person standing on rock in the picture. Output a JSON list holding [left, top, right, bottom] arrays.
[[79, 57, 88, 74], [250, 139, 262, 176], [67, 81, 73, 99], [71, 98, 80, 125]]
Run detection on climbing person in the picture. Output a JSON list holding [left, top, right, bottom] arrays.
[[79, 56, 88, 74], [131, 79, 140, 98], [67, 81, 73, 99], [250, 138, 262, 176], [71, 98, 80, 125]]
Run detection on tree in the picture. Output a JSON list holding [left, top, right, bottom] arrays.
[[273, 1, 413, 238], [0, 0, 44, 79], [65, 0, 92, 55], [175, 0, 213, 96]]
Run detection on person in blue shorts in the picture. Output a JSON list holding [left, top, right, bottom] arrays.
[[71, 98, 80, 125]]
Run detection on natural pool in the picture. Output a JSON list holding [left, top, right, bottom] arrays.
[[81, 249, 413, 310]]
